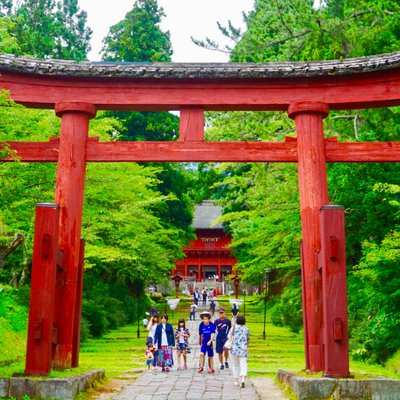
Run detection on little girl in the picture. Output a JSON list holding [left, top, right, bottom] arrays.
[[145, 343, 155, 372], [175, 318, 190, 370]]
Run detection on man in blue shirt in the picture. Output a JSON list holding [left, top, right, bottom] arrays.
[[198, 311, 215, 373], [214, 308, 231, 369]]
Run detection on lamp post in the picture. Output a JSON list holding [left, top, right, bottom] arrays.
[[164, 275, 168, 313], [243, 289, 246, 317], [136, 266, 142, 339], [263, 268, 271, 341], [171, 273, 183, 298], [232, 274, 241, 299]]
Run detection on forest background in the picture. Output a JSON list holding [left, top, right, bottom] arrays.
[[0, 0, 400, 371]]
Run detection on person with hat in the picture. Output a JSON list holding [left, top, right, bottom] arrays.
[[214, 308, 231, 370], [198, 311, 216, 374]]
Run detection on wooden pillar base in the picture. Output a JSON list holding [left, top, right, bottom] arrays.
[[320, 206, 350, 377], [25, 204, 59, 376]]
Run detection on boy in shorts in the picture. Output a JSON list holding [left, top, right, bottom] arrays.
[[198, 311, 215, 374], [214, 308, 231, 369]]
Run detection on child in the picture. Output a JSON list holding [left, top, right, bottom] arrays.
[[198, 311, 216, 374], [145, 344, 155, 372], [175, 318, 190, 370]]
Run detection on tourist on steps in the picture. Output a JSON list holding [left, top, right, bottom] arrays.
[[189, 301, 198, 320]]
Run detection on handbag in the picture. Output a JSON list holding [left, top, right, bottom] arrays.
[[224, 325, 235, 350], [224, 336, 233, 350]]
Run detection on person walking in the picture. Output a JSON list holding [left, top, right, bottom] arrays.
[[175, 318, 190, 370], [194, 288, 200, 305], [214, 308, 231, 370], [202, 288, 208, 306], [209, 299, 216, 316], [154, 314, 175, 372], [146, 314, 159, 368], [144, 343, 155, 372], [198, 311, 216, 374], [189, 301, 198, 321], [231, 302, 239, 325], [229, 315, 250, 388], [146, 314, 159, 344]]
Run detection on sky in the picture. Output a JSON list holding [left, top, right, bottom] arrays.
[[78, 0, 255, 62]]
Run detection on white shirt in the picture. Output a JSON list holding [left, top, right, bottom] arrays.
[[178, 328, 185, 344], [161, 323, 168, 346]]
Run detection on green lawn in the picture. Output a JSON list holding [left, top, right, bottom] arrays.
[[0, 295, 399, 382]]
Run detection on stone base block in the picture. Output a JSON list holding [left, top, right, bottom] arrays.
[[277, 370, 400, 400], [0, 378, 10, 398], [2, 369, 104, 399]]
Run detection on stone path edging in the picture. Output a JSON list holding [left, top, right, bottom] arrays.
[[277, 369, 400, 400], [0, 369, 104, 399]]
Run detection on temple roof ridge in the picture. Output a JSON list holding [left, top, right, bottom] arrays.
[[1, 51, 400, 79], [193, 200, 223, 229]]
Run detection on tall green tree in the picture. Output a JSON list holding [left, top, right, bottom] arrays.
[[192, 0, 400, 358], [1, 0, 92, 60], [0, 17, 20, 53], [101, 0, 193, 234], [101, 0, 172, 62]]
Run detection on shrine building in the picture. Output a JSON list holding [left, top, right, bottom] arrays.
[[175, 200, 237, 282]]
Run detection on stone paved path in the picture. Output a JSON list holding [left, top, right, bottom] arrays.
[[97, 303, 288, 400]]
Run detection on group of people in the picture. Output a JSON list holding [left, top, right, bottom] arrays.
[[145, 304, 249, 388], [193, 287, 217, 307]]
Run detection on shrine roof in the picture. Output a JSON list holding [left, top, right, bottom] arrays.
[[1, 52, 400, 79], [193, 200, 223, 229]]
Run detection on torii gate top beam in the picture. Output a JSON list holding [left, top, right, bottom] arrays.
[[1, 52, 400, 111]]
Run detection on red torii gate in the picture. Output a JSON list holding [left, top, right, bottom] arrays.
[[2, 52, 400, 376]]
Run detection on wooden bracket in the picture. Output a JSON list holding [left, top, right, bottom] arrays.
[[179, 109, 204, 142]]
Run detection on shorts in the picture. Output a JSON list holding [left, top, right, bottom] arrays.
[[200, 343, 214, 357], [146, 359, 153, 366], [177, 343, 186, 351], [216, 337, 228, 353]]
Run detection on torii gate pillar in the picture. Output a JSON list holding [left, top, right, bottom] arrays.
[[288, 102, 329, 372], [52, 102, 96, 369]]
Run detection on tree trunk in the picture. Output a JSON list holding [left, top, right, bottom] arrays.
[[0, 232, 25, 269]]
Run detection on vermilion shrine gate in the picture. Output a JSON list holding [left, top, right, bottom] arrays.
[[2, 52, 400, 377]]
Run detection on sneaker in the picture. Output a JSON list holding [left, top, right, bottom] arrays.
[[184, 364, 188, 369], [233, 381, 239, 386], [225, 362, 229, 369], [197, 367, 204, 373], [161, 367, 166, 372], [241, 382, 245, 388], [220, 365, 224, 370], [165, 367, 170, 372], [208, 369, 215, 374]]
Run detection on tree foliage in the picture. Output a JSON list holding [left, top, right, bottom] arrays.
[[0, 0, 92, 60], [192, 0, 400, 362], [101, 0, 172, 62]]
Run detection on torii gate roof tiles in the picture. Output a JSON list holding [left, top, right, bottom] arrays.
[[1, 51, 400, 79]]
